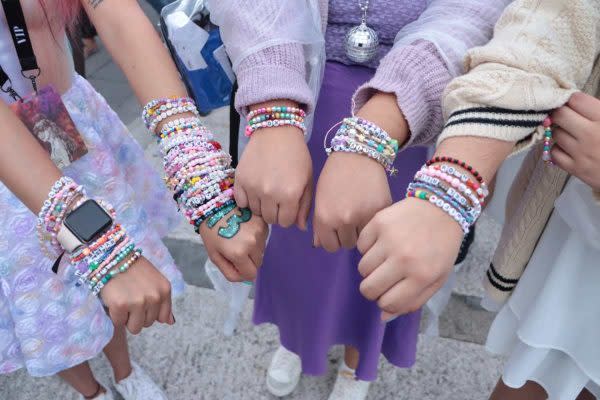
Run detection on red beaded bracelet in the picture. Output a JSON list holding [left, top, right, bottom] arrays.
[[426, 156, 484, 184]]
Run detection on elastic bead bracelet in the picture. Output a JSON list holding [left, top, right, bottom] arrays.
[[245, 119, 307, 137], [145, 97, 240, 237], [542, 117, 553, 164], [417, 168, 483, 210], [408, 182, 475, 224], [426, 157, 485, 184], [325, 117, 399, 175], [407, 189, 470, 234], [246, 106, 306, 121], [92, 249, 143, 296], [414, 173, 478, 217]]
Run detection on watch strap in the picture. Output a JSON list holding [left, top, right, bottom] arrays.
[[57, 223, 84, 253]]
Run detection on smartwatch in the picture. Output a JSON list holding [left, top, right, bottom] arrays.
[[57, 199, 113, 252]]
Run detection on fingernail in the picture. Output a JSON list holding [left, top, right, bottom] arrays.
[[385, 316, 398, 324]]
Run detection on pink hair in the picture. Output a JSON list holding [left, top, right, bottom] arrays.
[[43, 0, 81, 25]]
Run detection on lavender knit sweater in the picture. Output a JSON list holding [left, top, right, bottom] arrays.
[[235, 0, 506, 146]]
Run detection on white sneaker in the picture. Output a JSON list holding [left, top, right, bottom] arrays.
[[78, 384, 114, 400], [327, 361, 370, 400], [113, 361, 168, 400], [266, 346, 302, 397]]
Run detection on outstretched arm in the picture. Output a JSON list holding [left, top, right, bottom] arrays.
[[357, 0, 600, 320], [84, 0, 268, 281]]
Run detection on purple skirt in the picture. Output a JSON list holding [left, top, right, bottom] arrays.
[[253, 61, 427, 381]]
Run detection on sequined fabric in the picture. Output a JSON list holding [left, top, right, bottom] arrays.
[[0, 75, 184, 377]]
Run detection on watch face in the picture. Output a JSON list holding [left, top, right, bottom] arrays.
[[64, 200, 113, 243]]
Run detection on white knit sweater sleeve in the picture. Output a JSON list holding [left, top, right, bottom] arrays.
[[438, 0, 600, 148]]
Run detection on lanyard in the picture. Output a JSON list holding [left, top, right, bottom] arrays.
[[0, 0, 40, 100]]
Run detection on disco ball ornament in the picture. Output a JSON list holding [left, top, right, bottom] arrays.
[[345, 22, 379, 64]]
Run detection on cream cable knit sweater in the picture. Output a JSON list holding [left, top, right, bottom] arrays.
[[438, 0, 600, 305]]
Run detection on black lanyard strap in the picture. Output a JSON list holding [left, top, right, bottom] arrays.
[[0, 65, 22, 100], [1, 0, 40, 92]]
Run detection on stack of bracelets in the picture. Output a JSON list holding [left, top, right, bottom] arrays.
[[143, 97, 246, 238], [37, 177, 142, 296], [407, 157, 490, 235], [245, 105, 307, 137], [325, 117, 400, 175]]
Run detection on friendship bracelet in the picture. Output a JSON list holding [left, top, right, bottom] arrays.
[[144, 99, 245, 237], [245, 105, 307, 137], [408, 158, 490, 235], [245, 118, 307, 137], [91, 249, 143, 296], [428, 163, 488, 200], [414, 174, 479, 218], [408, 182, 475, 224], [407, 189, 470, 234], [246, 106, 306, 120], [426, 156, 487, 183], [417, 168, 482, 211], [542, 117, 553, 164], [38, 178, 142, 296], [325, 117, 399, 176], [143, 97, 199, 133]]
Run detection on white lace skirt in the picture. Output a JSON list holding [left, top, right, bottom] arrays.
[[485, 178, 600, 399]]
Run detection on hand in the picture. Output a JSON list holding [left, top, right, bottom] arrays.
[[200, 207, 268, 282], [235, 107, 313, 230], [101, 256, 174, 334], [313, 152, 392, 252], [551, 92, 600, 191], [357, 198, 463, 321]]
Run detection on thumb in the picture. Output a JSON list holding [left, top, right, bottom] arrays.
[[296, 182, 313, 231], [234, 184, 249, 209]]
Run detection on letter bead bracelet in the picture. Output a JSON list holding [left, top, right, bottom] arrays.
[[407, 157, 489, 235], [245, 106, 307, 137], [37, 177, 142, 296], [144, 97, 249, 238], [325, 117, 400, 175]]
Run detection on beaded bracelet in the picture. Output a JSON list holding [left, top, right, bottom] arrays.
[[414, 173, 478, 218], [409, 182, 475, 224], [143, 97, 199, 133], [407, 189, 471, 234], [36, 177, 85, 256], [92, 249, 143, 296], [245, 105, 307, 137], [428, 163, 488, 200], [416, 168, 482, 212], [89, 242, 134, 286], [144, 99, 238, 233], [38, 177, 141, 295], [422, 165, 483, 201], [247, 105, 306, 120], [325, 117, 399, 175], [408, 157, 490, 235], [344, 118, 399, 156], [542, 117, 553, 164], [245, 118, 306, 137]]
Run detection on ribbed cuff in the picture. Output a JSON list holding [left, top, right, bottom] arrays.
[[234, 44, 314, 116], [438, 106, 553, 155], [352, 40, 451, 149]]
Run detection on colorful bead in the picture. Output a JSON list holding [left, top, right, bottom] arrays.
[[542, 116, 554, 165], [325, 117, 399, 175]]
